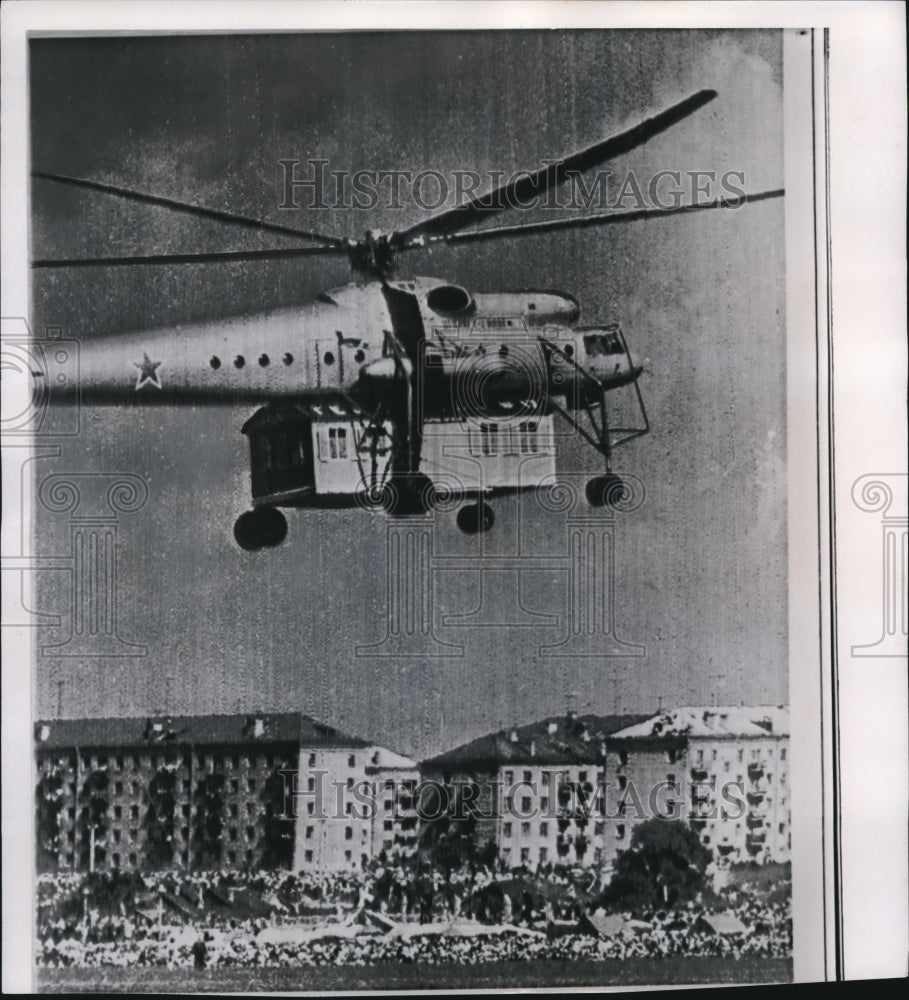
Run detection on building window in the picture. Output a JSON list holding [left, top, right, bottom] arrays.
[[617, 775, 627, 790], [541, 797, 549, 812], [307, 802, 314, 816], [346, 777, 354, 790], [618, 750, 628, 766], [128, 853, 137, 865], [780, 748, 787, 760], [307, 777, 315, 792], [345, 826, 353, 841], [246, 826, 255, 840], [348, 754, 356, 768], [540, 822, 549, 837], [539, 847, 548, 862], [521, 822, 531, 837], [579, 771, 588, 783], [230, 779, 239, 794], [345, 803, 353, 816], [703, 835, 711, 845], [114, 806, 122, 819], [309, 753, 316, 767], [384, 820, 393, 831], [724, 760, 730, 772], [503, 822, 512, 838], [113, 830, 121, 843], [230, 804, 239, 818], [130, 805, 139, 820], [697, 749, 704, 764], [327, 426, 348, 460], [616, 824, 625, 840], [667, 773, 675, 785], [594, 821, 604, 836], [521, 796, 532, 813], [504, 770, 513, 784], [344, 850, 352, 862], [779, 823, 785, 834], [229, 828, 238, 841], [247, 779, 256, 792], [305, 850, 313, 863], [523, 770, 532, 783]]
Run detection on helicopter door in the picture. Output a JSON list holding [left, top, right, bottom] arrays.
[[315, 340, 343, 387]]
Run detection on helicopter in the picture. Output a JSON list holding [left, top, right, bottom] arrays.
[[30, 88, 783, 550]]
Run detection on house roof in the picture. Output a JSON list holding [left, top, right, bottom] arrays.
[[610, 706, 790, 740], [33, 712, 370, 750], [422, 713, 651, 769]]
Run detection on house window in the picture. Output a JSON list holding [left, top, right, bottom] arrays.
[[309, 753, 316, 767], [348, 754, 356, 768], [307, 777, 315, 792], [345, 803, 353, 816], [307, 803, 314, 816], [697, 750, 704, 764], [344, 850, 352, 862], [328, 427, 348, 459], [521, 796, 532, 813], [616, 824, 625, 839], [305, 850, 313, 863], [384, 820, 393, 831], [579, 771, 588, 783], [345, 826, 353, 841], [523, 770, 532, 783], [539, 847, 548, 862], [504, 770, 513, 784], [503, 822, 512, 837], [521, 822, 531, 837], [541, 797, 549, 812], [540, 822, 549, 837]]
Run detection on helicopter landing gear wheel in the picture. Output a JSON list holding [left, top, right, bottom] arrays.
[[585, 473, 627, 509], [456, 501, 495, 534], [382, 473, 435, 516], [233, 507, 288, 550]]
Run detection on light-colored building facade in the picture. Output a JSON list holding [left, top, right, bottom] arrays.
[[602, 706, 790, 866], [35, 712, 417, 874]]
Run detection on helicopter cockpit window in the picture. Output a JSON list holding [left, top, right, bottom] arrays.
[[583, 332, 624, 356]]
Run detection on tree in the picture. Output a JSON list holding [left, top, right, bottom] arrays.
[[602, 818, 710, 912]]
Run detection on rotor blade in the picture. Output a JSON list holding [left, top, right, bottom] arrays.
[[399, 188, 785, 249], [394, 89, 718, 245], [31, 244, 351, 269], [32, 171, 350, 248]]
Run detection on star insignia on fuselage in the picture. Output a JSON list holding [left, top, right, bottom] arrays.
[[133, 352, 162, 389]]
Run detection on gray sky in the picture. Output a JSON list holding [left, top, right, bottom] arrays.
[[30, 30, 786, 760]]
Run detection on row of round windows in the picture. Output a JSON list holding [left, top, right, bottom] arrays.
[[209, 347, 368, 370]]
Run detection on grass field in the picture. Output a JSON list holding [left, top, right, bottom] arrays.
[[39, 956, 792, 992]]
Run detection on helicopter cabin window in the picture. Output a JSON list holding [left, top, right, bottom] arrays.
[[518, 421, 539, 454], [583, 332, 623, 356], [468, 422, 499, 457], [479, 423, 498, 456], [327, 426, 348, 460]]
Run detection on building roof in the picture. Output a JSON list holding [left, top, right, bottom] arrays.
[[610, 706, 789, 740], [33, 712, 370, 750], [365, 746, 419, 771], [422, 713, 651, 769]]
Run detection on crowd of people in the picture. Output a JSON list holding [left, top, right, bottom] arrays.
[[36, 859, 792, 970]]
